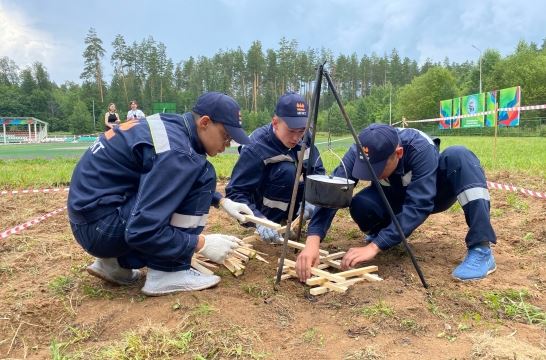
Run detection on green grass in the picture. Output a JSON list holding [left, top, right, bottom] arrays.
[[49, 275, 76, 296], [0, 158, 76, 188], [483, 289, 546, 326], [302, 327, 324, 346], [0, 136, 544, 188], [191, 303, 215, 316], [0, 142, 89, 159], [357, 301, 395, 318]]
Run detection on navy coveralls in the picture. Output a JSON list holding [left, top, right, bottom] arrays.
[[68, 113, 221, 272], [225, 124, 325, 224], [308, 128, 497, 250]]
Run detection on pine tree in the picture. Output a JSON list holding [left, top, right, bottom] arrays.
[[81, 28, 106, 103]]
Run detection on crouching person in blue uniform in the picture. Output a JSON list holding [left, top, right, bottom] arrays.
[[296, 124, 497, 282], [68, 92, 254, 296], [225, 92, 325, 243]]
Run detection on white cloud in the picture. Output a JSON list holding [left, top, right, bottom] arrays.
[[0, 2, 58, 68]]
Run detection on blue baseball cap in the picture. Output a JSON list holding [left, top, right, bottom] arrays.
[[275, 92, 308, 129], [192, 92, 250, 145], [352, 124, 400, 180]]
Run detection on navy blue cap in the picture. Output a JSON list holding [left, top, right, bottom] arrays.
[[192, 92, 250, 145], [275, 92, 308, 129], [352, 124, 400, 180]]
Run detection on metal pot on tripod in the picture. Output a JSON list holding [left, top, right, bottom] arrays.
[[305, 149, 355, 209]]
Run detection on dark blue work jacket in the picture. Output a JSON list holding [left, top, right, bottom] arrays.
[[308, 127, 439, 249], [225, 124, 325, 223], [67, 113, 221, 262]]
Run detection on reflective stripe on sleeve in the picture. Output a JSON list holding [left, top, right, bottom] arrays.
[[262, 196, 289, 211], [170, 213, 209, 228], [263, 154, 294, 165], [457, 187, 490, 207], [147, 114, 171, 154]]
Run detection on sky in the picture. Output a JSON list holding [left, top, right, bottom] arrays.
[[1, 0, 544, 84]]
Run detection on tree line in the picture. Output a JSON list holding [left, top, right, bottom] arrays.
[[0, 28, 545, 134]]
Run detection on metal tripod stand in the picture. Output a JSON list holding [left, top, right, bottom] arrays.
[[275, 64, 429, 289]]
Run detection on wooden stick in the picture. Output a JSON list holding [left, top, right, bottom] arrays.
[[241, 214, 282, 230], [336, 266, 379, 279], [231, 251, 249, 262], [310, 277, 367, 295], [361, 273, 383, 282], [321, 259, 342, 270], [191, 259, 215, 275], [255, 254, 269, 263], [242, 235, 260, 243], [286, 240, 329, 256], [194, 257, 218, 270], [320, 251, 346, 260], [235, 247, 256, 257], [224, 258, 244, 277], [322, 281, 349, 293], [281, 259, 345, 283]]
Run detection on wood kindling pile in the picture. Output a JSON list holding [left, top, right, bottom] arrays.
[[281, 259, 382, 295], [240, 214, 382, 295], [192, 240, 268, 277]]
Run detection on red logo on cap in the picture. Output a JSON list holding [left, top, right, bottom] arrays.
[[296, 102, 306, 111], [363, 146, 370, 159]]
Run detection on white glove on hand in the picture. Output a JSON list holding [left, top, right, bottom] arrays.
[[198, 234, 241, 264], [220, 198, 253, 222], [297, 201, 316, 221], [256, 224, 283, 244]]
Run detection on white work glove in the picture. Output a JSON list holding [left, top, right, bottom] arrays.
[[296, 201, 316, 221], [198, 234, 242, 264], [219, 198, 253, 222], [256, 224, 283, 244]]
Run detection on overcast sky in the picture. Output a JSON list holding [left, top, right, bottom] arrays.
[[1, 0, 544, 84]]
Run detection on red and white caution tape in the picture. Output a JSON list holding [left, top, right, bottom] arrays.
[[487, 181, 545, 199], [0, 206, 67, 240], [0, 187, 69, 196]]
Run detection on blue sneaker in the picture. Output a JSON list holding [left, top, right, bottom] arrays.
[[452, 246, 496, 281]]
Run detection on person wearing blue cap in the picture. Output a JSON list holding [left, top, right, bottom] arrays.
[[296, 123, 497, 282], [225, 92, 325, 243], [68, 92, 254, 296]]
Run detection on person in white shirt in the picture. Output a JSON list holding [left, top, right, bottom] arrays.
[[126, 100, 146, 120]]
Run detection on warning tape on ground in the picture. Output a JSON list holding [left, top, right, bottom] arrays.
[[487, 181, 545, 199], [392, 104, 546, 126], [0, 206, 67, 240], [0, 187, 69, 196]]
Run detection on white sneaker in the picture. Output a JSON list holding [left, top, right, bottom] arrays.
[[86, 258, 142, 286], [141, 268, 221, 296]]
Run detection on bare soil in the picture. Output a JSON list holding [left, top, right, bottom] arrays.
[[0, 175, 545, 359]]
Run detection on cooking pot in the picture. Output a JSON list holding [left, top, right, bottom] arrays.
[[306, 174, 355, 209]]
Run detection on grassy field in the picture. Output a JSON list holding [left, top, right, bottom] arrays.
[[0, 135, 544, 188]]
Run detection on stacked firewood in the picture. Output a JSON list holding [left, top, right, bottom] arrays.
[[192, 240, 268, 277]]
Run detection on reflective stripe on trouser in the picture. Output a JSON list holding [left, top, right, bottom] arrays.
[[438, 146, 496, 247], [71, 166, 215, 272]]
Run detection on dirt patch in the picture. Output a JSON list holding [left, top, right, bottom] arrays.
[[0, 175, 545, 359]]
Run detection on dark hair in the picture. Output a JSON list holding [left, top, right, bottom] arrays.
[[130, 100, 138, 106]]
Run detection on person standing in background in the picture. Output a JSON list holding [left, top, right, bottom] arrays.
[[127, 100, 145, 120], [104, 103, 121, 131]]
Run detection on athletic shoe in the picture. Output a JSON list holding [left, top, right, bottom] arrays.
[[87, 258, 142, 286], [141, 268, 221, 296], [452, 246, 496, 281]]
